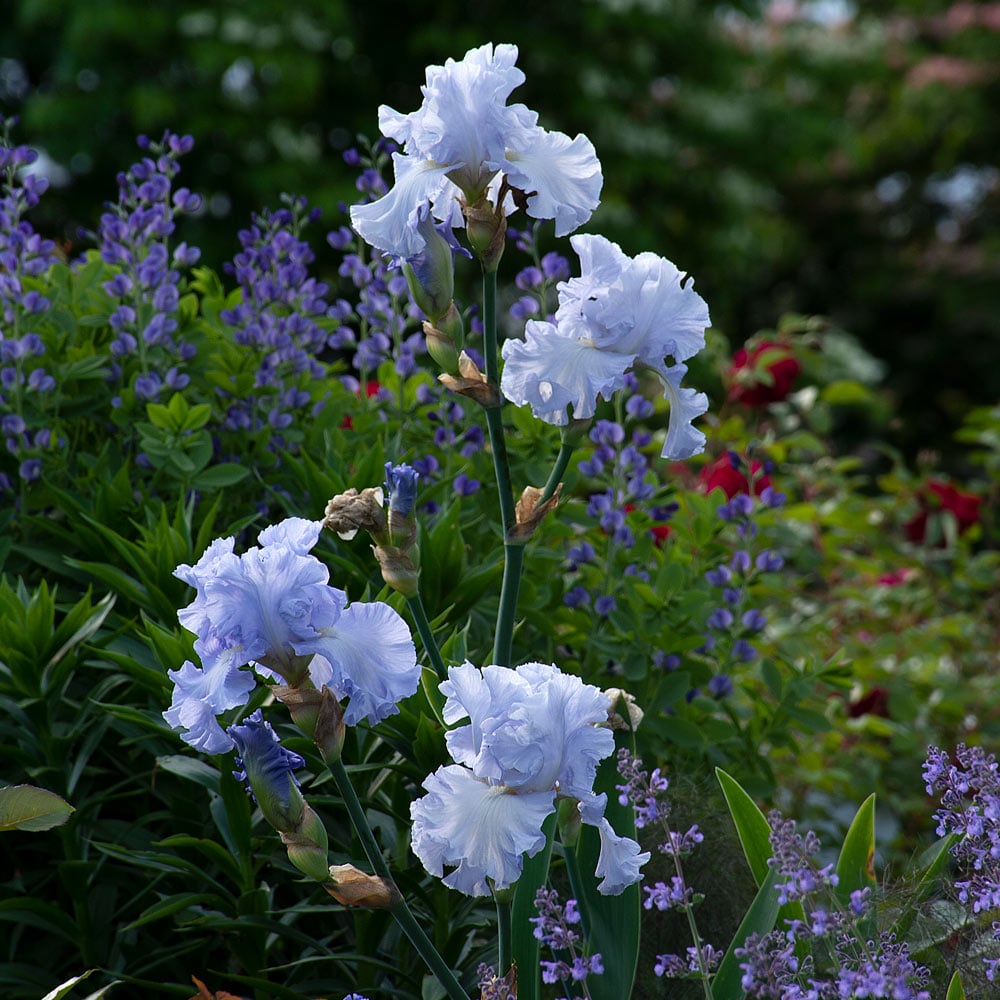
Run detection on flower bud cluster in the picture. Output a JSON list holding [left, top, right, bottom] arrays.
[[507, 223, 570, 324], [662, 466, 786, 699], [924, 743, 1000, 982]]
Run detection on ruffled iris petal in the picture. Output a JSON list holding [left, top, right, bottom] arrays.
[[655, 362, 709, 461], [410, 764, 554, 895], [349, 154, 453, 258], [500, 319, 631, 424], [300, 600, 418, 726], [504, 128, 603, 237]]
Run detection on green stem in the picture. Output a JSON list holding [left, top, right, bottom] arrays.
[[539, 437, 576, 506], [406, 592, 447, 681], [493, 544, 524, 668], [496, 893, 513, 977], [327, 757, 471, 1000], [481, 267, 524, 667]]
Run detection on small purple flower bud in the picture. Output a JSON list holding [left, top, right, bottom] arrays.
[[756, 550, 784, 573], [708, 674, 733, 698], [731, 550, 752, 574]]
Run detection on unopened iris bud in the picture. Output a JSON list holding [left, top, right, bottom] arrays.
[[280, 801, 332, 883], [229, 710, 332, 883], [463, 193, 506, 272], [404, 215, 455, 323], [229, 710, 307, 832], [384, 462, 419, 543], [423, 302, 465, 375]]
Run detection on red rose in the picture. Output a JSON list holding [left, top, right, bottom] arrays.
[[904, 480, 981, 544], [698, 454, 771, 499], [847, 686, 890, 719], [726, 340, 800, 407]]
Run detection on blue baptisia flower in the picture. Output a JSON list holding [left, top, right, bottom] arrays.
[[163, 517, 418, 753], [350, 43, 602, 260], [410, 661, 649, 896], [501, 234, 710, 459]]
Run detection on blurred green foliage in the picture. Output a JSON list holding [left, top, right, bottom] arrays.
[[3, 0, 999, 455]]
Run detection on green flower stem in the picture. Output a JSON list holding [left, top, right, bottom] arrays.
[[496, 893, 513, 978], [406, 592, 447, 681], [538, 437, 576, 507], [327, 757, 471, 1000], [493, 543, 524, 667], [481, 266, 524, 667]]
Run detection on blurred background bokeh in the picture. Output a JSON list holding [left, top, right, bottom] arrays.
[[3, 0, 998, 456]]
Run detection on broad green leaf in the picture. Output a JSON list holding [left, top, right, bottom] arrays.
[[192, 463, 251, 489], [40, 971, 95, 1000], [0, 784, 74, 832], [946, 970, 966, 1000], [122, 891, 221, 930], [716, 768, 772, 885], [569, 724, 642, 1000], [511, 812, 557, 1000], [711, 865, 783, 999], [155, 754, 221, 793], [835, 793, 877, 901]]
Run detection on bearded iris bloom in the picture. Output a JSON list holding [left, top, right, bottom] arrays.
[[410, 661, 649, 896], [350, 43, 602, 260], [163, 517, 418, 753], [500, 234, 711, 460]]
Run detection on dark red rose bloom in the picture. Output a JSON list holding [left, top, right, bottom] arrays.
[[847, 686, 890, 719], [727, 340, 801, 407], [698, 454, 771, 499], [904, 480, 981, 544]]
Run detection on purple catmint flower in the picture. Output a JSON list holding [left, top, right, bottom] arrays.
[[765, 810, 838, 905]]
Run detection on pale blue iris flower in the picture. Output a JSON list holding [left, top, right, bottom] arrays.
[[163, 517, 418, 753], [350, 43, 602, 259], [410, 661, 650, 896], [500, 234, 711, 460]]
